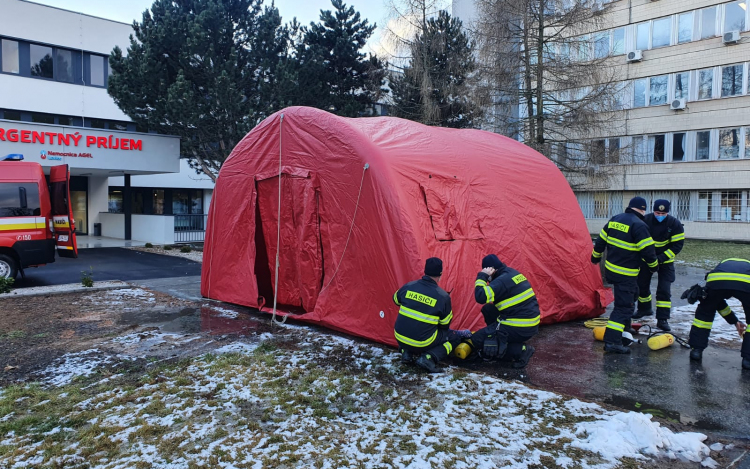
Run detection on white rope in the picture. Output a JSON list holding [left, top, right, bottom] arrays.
[[321, 163, 369, 291], [271, 114, 287, 326]]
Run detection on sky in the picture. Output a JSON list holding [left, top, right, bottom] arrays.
[[29, 0, 393, 53]]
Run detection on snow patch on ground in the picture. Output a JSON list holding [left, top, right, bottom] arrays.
[[207, 306, 240, 319], [214, 342, 258, 354], [38, 350, 115, 387], [641, 299, 746, 347]]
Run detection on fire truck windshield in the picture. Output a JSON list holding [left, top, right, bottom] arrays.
[[0, 183, 41, 217]]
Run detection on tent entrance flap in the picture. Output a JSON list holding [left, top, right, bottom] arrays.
[[255, 173, 323, 312]]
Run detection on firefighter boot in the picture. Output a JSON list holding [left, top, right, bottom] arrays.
[[656, 319, 671, 332], [604, 342, 631, 354], [742, 358, 750, 370], [415, 353, 439, 373], [512, 345, 535, 369], [632, 308, 653, 320], [690, 348, 703, 361], [400, 348, 415, 365]]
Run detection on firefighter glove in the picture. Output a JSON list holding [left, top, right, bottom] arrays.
[[681, 284, 707, 305], [591, 254, 601, 264]]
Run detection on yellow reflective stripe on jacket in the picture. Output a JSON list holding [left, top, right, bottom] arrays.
[[598, 229, 609, 241], [663, 259, 675, 264], [656, 301, 671, 308], [607, 237, 639, 251], [398, 306, 439, 325], [443, 342, 453, 355], [605, 260, 639, 276], [638, 295, 652, 303], [394, 330, 438, 348], [706, 273, 750, 284], [646, 259, 658, 269], [665, 249, 675, 259], [719, 306, 733, 317], [393, 291, 400, 305], [671, 233, 685, 242], [495, 288, 535, 311], [607, 320, 625, 332], [475, 279, 495, 303], [637, 237, 655, 249], [500, 315, 541, 327], [654, 240, 670, 248], [592, 249, 603, 258], [692, 318, 713, 330], [721, 258, 750, 264], [439, 311, 453, 325]]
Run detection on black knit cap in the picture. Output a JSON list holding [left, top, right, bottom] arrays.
[[653, 199, 671, 213], [482, 254, 505, 270], [628, 196, 647, 211], [424, 257, 443, 277]]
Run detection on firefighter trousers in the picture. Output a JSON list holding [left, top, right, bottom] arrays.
[[603, 275, 639, 344], [688, 290, 750, 359], [471, 322, 538, 361], [637, 263, 675, 319], [397, 329, 464, 363]]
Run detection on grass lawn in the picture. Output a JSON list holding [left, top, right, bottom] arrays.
[[676, 239, 750, 268]]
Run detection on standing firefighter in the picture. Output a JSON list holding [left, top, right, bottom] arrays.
[[684, 259, 749, 369], [634, 199, 685, 331], [393, 257, 470, 373], [469, 254, 539, 368], [591, 197, 658, 354]]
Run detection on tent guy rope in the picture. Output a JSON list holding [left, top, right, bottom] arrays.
[[271, 114, 287, 326]]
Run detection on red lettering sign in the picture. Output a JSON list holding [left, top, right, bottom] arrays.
[[0, 127, 144, 151]]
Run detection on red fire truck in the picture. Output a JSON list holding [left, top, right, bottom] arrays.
[[0, 154, 78, 279]]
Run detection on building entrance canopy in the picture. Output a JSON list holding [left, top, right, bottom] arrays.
[[0, 120, 180, 176]]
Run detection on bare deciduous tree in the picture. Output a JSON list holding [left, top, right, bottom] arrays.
[[475, 0, 628, 188]]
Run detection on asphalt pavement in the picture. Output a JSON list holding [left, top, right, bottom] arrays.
[[12, 247, 202, 288]]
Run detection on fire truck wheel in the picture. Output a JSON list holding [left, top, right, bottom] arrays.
[[0, 253, 18, 280]]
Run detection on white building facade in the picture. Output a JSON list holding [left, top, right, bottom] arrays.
[[454, 0, 750, 241], [0, 0, 214, 244]]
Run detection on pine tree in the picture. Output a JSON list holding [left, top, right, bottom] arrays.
[[294, 0, 385, 117], [391, 11, 479, 128], [108, 0, 290, 180]]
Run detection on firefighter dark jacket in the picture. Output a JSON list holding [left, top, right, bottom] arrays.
[[642, 213, 685, 264], [474, 267, 540, 327], [392, 276, 453, 348], [701, 259, 750, 325], [592, 209, 658, 279]]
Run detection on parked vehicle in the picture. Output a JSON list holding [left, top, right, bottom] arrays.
[[0, 155, 78, 279]]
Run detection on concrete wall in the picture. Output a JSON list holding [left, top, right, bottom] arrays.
[[99, 212, 124, 239], [87, 176, 109, 236], [131, 215, 175, 245]]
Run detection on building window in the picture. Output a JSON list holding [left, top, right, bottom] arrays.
[[696, 131, 711, 160], [594, 33, 609, 59], [674, 72, 689, 100], [648, 134, 666, 162], [675, 191, 691, 220], [31, 113, 55, 124], [724, 0, 746, 33], [609, 138, 621, 164], [612, 28, 625, 55], [652, 17, 672, 48], [1, 109, 21, 121], [672, 133, 686, 161], [89, 119, 106, 129], [746, 127, 750, 159], [698, 68, 714, 100], [90, 54, 105, 87], [649, 75, 668, 105], [58, 116, 73, 126], [697, 191, 713, 221], [108, 190, 123, 213], [152, 190, 165, 215], [576, 192, 622, 219], [633, 137, 648, 163], [55, 49, 73, 83], [1, 39, 19, 74], [721, 64, 743, 97], [701, 7, 717, 39], [30, 44, 53, 78], [637, 22, 650, 50], [678, 12, 694, 43], [173, 190, 189, 214], [720, 191, 743, 221], [634, 79, 647, 107], [719, 128, 741, 159]]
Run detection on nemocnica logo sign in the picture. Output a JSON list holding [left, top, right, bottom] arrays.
[[0, 128, 143, 151]]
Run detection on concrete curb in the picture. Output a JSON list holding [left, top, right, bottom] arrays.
[[1, 281, 132, 298]]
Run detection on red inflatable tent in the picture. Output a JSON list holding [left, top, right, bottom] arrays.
[[201, 106, 610, 346]]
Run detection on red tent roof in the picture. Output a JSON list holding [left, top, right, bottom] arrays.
[[201, 106, 610, 346]]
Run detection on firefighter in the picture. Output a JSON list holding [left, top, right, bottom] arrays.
[[591, 196, 658, 354], [469, 254, 539, 368], [634, 199, 685, 332], [393, 257, 470, 373], [684, 259, 749, 369]]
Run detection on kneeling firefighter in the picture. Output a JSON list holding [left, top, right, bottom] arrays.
[[683, 259, 749, 369], [393, 257, 471, 373], [469, 254, 539, 368]]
